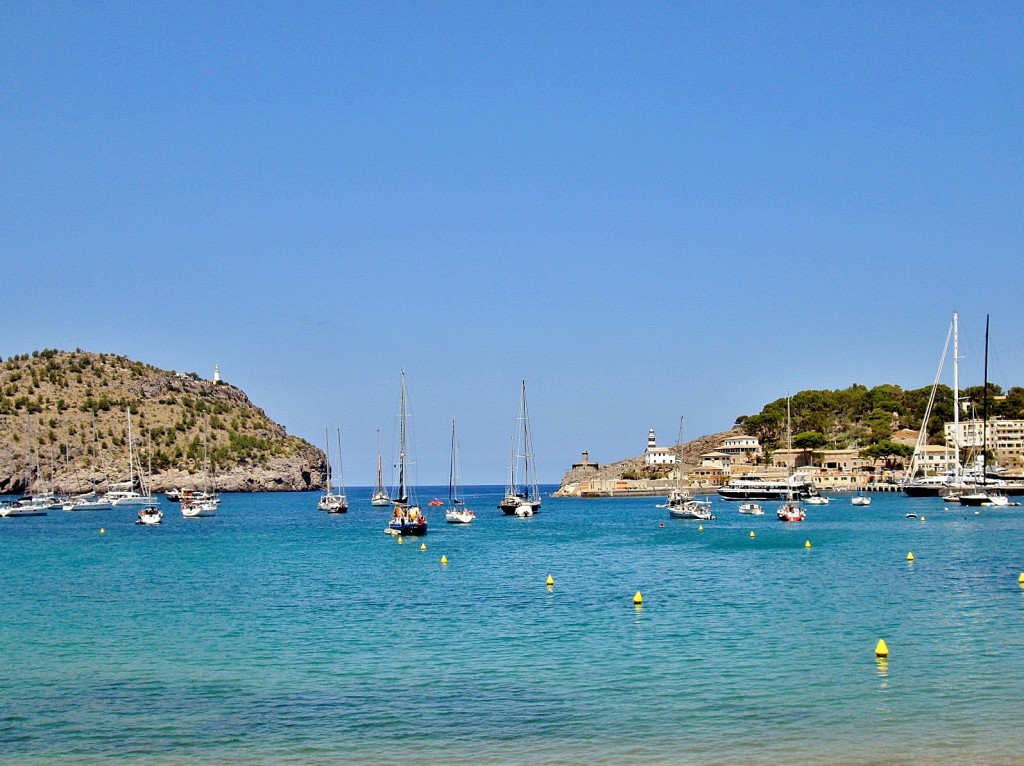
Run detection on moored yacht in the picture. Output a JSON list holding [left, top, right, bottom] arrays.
[[717, 473, 815, 501]]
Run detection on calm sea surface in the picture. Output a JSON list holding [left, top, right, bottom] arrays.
[[2, 487, 1023, 765]]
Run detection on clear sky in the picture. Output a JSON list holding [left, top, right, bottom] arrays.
[[2, 2, 1022, 485]]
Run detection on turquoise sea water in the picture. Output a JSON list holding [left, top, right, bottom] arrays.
[[2, 487, 1024, 765]]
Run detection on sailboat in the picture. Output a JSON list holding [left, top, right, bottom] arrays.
[[102, 409, 152, 507], [960, 316, 1002, 507], [181, 419, 219, 518], [777, 398, 806, 522], [387, 371, 427, 535], [903, 312, 963, 497], [445, 419, 476, 524], [135, 432, 163, 525], [370, 430, 391, 506], [498, 380, 541, 515], [851, 489, 872, 506], [317, 428, 349, 513]]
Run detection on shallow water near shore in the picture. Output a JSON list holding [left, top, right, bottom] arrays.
[[2, 488, 1023, 765]]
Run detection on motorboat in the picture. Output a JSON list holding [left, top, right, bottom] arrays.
[[514, 503, 534, 517], [738, 502, 764, 515], [0, 496, 52, 517], [805, 495, 829, 505], [851, 491, 871, 506]]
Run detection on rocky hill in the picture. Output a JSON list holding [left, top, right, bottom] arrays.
[[0, 350, 325, 494], [556, 429, 737, 492]]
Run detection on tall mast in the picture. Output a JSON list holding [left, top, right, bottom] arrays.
[[952, 311, 960, 484], [982, 315, 990, 484], [449, 419, 457, 505], [376, 430, 384, 493], [324, 428, 331, 492], [397, 371, 408, 503], [126, 408, 135, 491], [335, 428, 345, 495]]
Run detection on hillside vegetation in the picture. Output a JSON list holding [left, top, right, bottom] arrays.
[[0, 349, 325, 494], [735, 382, 1024, 450]]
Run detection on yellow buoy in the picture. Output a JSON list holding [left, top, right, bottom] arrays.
[[633, 591, 643, 606], [920, 516, 926, 522], [440, 555, 448, 565], [875, 639, 889, 658], [698, 525, 704, 531], [397, 536, 404, 544], [906, 552, 914, 562], [805, 540, 811, 548], [99, 528, 105, 534], [546, 575, 555, 587], [420, 542, 427, 551], [1018, 572, 1023, 584], [749, 531, 755, 538]]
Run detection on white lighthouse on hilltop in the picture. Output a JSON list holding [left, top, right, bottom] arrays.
[[645, 427, 676, 466]]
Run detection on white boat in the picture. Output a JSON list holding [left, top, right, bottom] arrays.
[[181, 493, 219, 517], [445, 420, 475, 525], [63, 494, 112, 511], [387, 372, 427, 536], [135, 504, 163, 525], [776, 399, 806, 522], [0, 495, 52, 517], [181, 421, 220, 518], [738, 502, 764, 515], [667, 498, 715, 520], [101, 409, 157, 507], [370, 430, 391, 506], [717, 473, 815, 500], [498, 380, 541, 515], [514, 503, 534, 517], [805, 495, 829, 505], [904, 312, 965, 497], [318, 428, 349, 513], [851, 491, 871, 506]]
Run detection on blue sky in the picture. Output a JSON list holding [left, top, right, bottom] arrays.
[[2, 2, 1022, 485]]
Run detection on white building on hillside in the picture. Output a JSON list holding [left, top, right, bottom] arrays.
[[645, 427, 676, 466]]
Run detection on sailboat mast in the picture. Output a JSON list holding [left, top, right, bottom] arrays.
[[398, 371, 408, 503], [335, 428, 345, 495], [126, 408, 134, 491], [324, 428, 332, 492], [449, 419, 457, 505], [982, 315, 990, 483], [520, 380, 530, 495], [376, 430, 384, 493], [952, 311, 960, 484]]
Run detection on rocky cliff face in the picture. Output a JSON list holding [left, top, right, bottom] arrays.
[[0, 350, 325, 494]]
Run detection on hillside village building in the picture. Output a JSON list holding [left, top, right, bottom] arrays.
[[945, 418, 1024, 469]]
